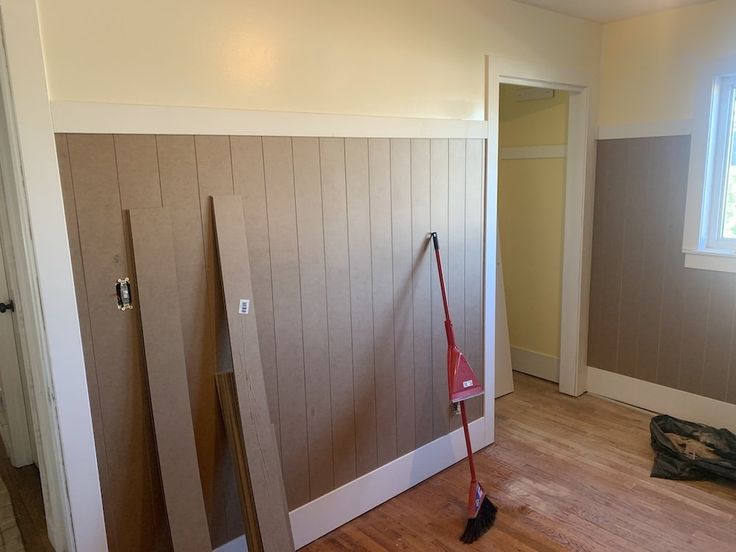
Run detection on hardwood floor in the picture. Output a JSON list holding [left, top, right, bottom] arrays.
[[0, 440, 52, 551], [302, 373, 736, 551]]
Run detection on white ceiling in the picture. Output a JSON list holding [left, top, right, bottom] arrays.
[[513, 0, 713, 23]]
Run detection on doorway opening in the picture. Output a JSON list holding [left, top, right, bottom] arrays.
[[485, 57, 593, 402], [498, 84, 569, 388]]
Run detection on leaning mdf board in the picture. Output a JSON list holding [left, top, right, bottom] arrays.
[[129, 207, 212, 552], [211, 195, 294, 551]]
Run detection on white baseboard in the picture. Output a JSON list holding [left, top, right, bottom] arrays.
[[511, 347, 559, 383], [214, 417, 488, 551], [587, 366, 736, 433]]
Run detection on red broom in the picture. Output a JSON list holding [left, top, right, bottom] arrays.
[[430, 232, 497, 544]]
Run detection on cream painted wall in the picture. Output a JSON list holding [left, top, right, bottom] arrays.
[[498, 85, 567, 357], [36, 0, 600, 120], [599, 0, 736, 127]]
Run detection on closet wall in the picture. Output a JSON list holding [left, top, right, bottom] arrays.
[[57, 133, 485, 550]]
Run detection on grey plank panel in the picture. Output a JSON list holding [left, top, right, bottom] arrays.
[[212, 196, 295, 552], [587, 139, 612, 369], [157, 135, 228, 541], [368, 138, 397, 465], [411, 138, 433, 447], [448, 138, 466, 431], [230, 137, 280, 445], [391, 138, 416, 456], [262, 137, 310, 508], [678, 270, 712, 395], [595, 139, 627, 374], [67, 134, 159, 551], [616, 138, 648, 378], [656, 138, 690, 389], [130, 207, 212, 552], [345, 138, 378, 476], [634, 138, 668, 383], [430, 139, 450, 439], [702, 272, 736, 401], [464, 139, 485, 420], [319, 137, 358, 486], [292, 137, 334, 498]]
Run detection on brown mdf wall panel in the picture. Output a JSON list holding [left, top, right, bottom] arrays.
[[411, 139, 434, 448], [230, 137, 280, 444], [262, 137, 310, 508], [291, 137, 334, 499], [464, 139, 485, 420], [64, 134, 163, 551], [59, 133, 488, 547], [448, 138, 467, 431], [588, 135, 736, 406], [391, 138, 416, 456], [157, 136, 231, 540], [320, 137, 358, 487], [345, 138, 379, 477], [430, 139, 450, 438], [368, 138, 398, 466]]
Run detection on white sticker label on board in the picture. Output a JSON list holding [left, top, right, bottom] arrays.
[[238, 299, 250, 314], [463, 379, 473, 388]]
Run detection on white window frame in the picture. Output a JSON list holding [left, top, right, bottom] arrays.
[[684, 58, 736, 273]]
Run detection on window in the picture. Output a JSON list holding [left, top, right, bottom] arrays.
[[704, 75, 736, 252], [683, 68, 736, 273]]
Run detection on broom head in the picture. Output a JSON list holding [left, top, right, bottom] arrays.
[[460, 479, 497, 544], [448, 346, 483, 403]]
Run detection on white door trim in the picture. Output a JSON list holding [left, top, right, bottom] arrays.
[[0, 1, 107, 550], [486, 55, 596, 397]]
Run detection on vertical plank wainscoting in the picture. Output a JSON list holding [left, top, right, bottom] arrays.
[[588, 135, 736, 407], [57, 134, 486, 550]]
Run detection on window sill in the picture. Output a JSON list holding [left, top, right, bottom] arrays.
[[684, 249, 736, 273]]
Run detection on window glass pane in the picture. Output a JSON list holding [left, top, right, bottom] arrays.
[[722, 90, 736, 239]]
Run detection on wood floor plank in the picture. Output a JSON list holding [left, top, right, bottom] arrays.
[[302, 373, 736, 552]]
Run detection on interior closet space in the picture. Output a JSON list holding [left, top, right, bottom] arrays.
[[497, 84, 569, 385]]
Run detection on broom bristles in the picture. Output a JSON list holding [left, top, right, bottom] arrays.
[[460, 496, 497, 544]]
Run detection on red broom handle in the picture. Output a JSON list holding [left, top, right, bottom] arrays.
[[430, 233, 456, 348], [460, 401, 477, 481]]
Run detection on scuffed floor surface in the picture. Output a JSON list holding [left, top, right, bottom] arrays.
[[302, 373, 736, 551], [0, 478, 23, 552]]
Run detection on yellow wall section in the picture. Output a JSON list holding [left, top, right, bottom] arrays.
[[498, 85, 567, 358], [600, 0, 736, 127], [35, 0, 600, 119]]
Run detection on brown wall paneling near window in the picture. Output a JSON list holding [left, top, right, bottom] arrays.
[[588, 135, 736, 407], [58, 134, 486, 550]]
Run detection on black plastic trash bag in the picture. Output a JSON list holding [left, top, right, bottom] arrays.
[[650, 414, 736, 481]]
